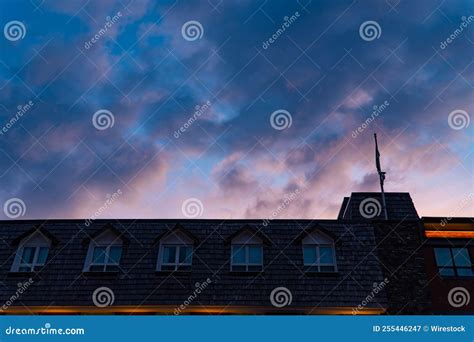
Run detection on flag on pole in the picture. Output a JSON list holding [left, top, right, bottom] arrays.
[[374, 133, 384, 181], [374, 133, 388, 219]]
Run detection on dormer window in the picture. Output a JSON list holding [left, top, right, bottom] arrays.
[[84, 230, 123, 272], [231, 231, 263, 272], [11, 231, 51, 272], [302, 230, 337, 272], [157, 229, 194, 271]]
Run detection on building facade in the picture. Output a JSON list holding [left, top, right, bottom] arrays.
[[0, 192, 472, 315]]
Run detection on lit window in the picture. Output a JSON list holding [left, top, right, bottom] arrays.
[[230, 232, 263, 272], [302, 231, 337, 272], [434, 247, 473, 277], [157, 230, 194, 271], [11, 231, 51, 272], [84, 230, 123, 272]]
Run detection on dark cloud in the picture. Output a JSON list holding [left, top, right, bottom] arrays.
[[0, 0, 472, 219]]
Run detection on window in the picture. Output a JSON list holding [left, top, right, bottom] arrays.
[[302, 230, 337, 272], [84, 230, 123, 272], [434, 247, 473, 277], [88, 245, 122, 272], [157, 230, 194, 271], [230, 231, 263, 272], [11, 231, 51, 272], [159, 245, 193, 271]]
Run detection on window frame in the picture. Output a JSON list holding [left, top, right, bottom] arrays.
[[157, 244, 193, 271], [230, 243, 263, 272], [434, 247, 473, 278], [302, 243, 337, 272], [301, 230, 337, 273], [11, 232, 51, 273], [86, 244, 123, 272], [83, 231, 123, 272], [13, 246, 49, 272]]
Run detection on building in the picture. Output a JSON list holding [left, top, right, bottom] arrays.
[[421, 216, 474, 313], [0, 192, 472, 315]]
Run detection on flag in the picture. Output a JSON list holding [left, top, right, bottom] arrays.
[[374, 133, 385, 181], [374, 133, 381, 173]]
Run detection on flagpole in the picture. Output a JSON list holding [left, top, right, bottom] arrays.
[[379, 170, 388, 220], [374, 134, 388, 220]]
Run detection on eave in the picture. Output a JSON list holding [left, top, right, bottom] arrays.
[[1, 305, 386, 315]]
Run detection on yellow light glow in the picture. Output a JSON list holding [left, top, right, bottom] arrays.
[[1, 305, 385, 315], [425, 230, 474, 239]]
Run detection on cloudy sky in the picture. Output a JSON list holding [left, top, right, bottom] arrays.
[[0, 0, 472, 220]]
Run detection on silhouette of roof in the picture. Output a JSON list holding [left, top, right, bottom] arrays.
[[339, 192, 419, 220], [0, 219, 388, 310]]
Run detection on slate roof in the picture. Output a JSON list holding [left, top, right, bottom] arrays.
[[340, 192, 419, 220], [0, 219, 388, 311]]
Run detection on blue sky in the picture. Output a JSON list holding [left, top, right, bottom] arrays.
[[0, 0, 472, 219]]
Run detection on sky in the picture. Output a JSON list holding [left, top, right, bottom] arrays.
[[0, 0, 472, 220]]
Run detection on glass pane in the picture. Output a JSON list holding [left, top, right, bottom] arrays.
[[232, 245, 245, 264], [21, 247, 35, 263], [457, 268, 474, 277], [248, 246, 262, 264], [439, 267, 454, 276], [303, 246, 317, 265], [163, 246, 176, 264], [434, 248, 453, 267], [452, 248, 471, 267], [19, 266, 32, 272], [92, 246, 106, 264], [37, 247, 49, 265], [319, 246, 334, 264], [108, 246, 122, 264], [179, 246, 192, 264]]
